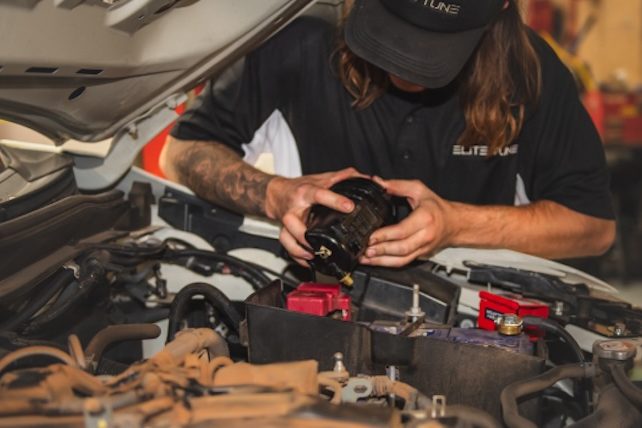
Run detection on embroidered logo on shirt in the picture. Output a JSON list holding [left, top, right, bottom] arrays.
[[452, 144, 519, 157]]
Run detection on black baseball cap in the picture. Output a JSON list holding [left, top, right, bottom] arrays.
[[345, 0, 505, 88]]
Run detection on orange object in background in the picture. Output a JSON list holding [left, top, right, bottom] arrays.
[[528, 0, 555, 33], [142, 84, 205, 178], [602, 91, 642, 146], [583, 89, 605, 138]]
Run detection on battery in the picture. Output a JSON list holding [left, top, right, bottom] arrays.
[[286, 283, 352, 321], [478, 291, 549, 337]]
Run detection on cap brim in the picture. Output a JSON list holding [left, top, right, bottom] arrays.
[[345, 0, 487, 89]]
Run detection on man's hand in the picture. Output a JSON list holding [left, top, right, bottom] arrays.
[[360, 177, 616, 268], [266, 168, 364, 266], [361, 178, 455, 267], [161, 137, 368, 266]]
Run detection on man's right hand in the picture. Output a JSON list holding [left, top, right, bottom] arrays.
[[265, 168, 363, 266], [161, 138, 365, 266]]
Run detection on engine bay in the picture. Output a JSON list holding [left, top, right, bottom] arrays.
[[1, 148, 642, 427]]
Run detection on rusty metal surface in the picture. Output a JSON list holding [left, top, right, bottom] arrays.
[[0, 327, 408, 427]]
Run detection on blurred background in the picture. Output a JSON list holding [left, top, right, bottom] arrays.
[[523, 0, 642, 303]]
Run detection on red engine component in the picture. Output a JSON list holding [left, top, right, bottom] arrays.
[[286, 283, 351, 321], [478, 291, 549, 338]]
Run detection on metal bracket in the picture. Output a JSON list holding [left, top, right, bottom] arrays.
[[431, 395, 447, 419], [63, 261, 81, 279], [341, 377, 373, 403]]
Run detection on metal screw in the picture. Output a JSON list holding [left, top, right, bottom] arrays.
[[126, 124, 138, 139], [412, 284, 420, 309], [316, 246, 332, 259], [613, 322, 626, 337], [386, 365, 399, 381], [405, 284, 425, 322], [386, 365, 398, 406], [333, 352, 346, 373], [553, 301, 564, 317]]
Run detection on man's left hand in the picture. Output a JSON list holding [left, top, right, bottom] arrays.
[[360, 177, 455, 267]]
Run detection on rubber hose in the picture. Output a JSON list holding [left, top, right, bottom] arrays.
[[0, 345, 78, 375], [85, 324, 161, 371], [522, 316, 592, 416], [22, 259, 104, 334], [158, 328, 229, 361], [167, 282, 242, 342], [609, 363, 642, 409], [0, 269, 74, 331], [522, 316, 585, 363], [501, 363, 594, 428]]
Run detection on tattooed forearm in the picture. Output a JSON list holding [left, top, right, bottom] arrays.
[[174, 141, 273, 217]]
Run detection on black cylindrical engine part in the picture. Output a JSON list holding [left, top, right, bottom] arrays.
[[305, 178, 394, 284]]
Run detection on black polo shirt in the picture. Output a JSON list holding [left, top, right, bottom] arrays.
[[171, 17, 614, 220]]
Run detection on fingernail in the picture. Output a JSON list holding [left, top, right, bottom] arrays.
[[366, 248, 376, 257], [343, 201, 354, 211]]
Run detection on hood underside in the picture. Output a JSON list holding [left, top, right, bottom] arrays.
[[0, 0, 315, 143]]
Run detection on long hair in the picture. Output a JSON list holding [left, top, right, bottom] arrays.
[[336, 0, 541, 155]]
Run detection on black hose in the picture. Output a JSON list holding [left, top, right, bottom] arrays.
[[570, 384, 642, 428], [0, 269, 74, 331], [522, 316, 592, 416], [21, 259, 105, 335], [522, 317, 585, 363], [166, 249, 272, 290], [242, 259, 299, 289], [501, 363, 595, 428], [167, 283, 242, 342], [608, 363, 642, 409]]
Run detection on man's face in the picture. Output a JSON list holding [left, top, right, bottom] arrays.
[[388, 74, 426, 93]]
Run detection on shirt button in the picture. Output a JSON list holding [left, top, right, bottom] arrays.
[[402, 150, 412, 160], [406, 116, 414, 124]]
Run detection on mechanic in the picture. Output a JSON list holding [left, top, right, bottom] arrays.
[[160, 0, 616, 268]]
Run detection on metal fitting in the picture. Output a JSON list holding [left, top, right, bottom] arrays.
[[496, 314, 524, 336], [405, 284, 426, 322]]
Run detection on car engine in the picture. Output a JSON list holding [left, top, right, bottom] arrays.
[[1, 146, 642, 427]]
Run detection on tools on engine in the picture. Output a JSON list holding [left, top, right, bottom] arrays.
[[305, 178, 395, 286]]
